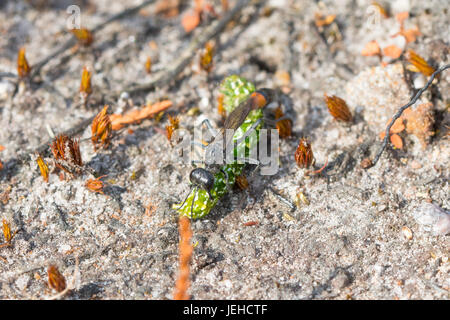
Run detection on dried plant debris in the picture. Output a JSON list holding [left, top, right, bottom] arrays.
[[47, 265, 67, 293], [51, 134, 83, 177], [173, 217, 193, 300], [85, 175, 106, 194], [145, 57, 152, 74], [274, 106, 292, 138], [0, 219, 18, 248], [70, 28, 94, 46], [110, 100, 172, 131], [199, 41, 215, 72], [324, 94, 353, 123], [91, 105, 112, 150], [295, 138, 314, 169], [17, 47, 31, 79], [79, 67, 92, 97], [36, 153, 49, 182]]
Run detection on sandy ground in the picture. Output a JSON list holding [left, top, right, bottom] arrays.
[[0, 0, 449, 299]]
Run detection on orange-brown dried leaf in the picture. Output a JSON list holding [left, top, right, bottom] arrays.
[[165, 115, 180, 142], [2, 219, 12, 243], [295, 138, 314, 169], [199, 42, 214, 72], [80, 67, 92, 95], [47, 265, 66, 292], [17, 47, 31, 78], [405, 49, 435, 76], [91, 105, 112, 150], [274, 106, 292, 138], [402, 102, 435, 149], [314, 13, 336, 27], [70, 28, 93, 46], [182, 10, 201, 33], [145, 57, 152, 74], [324, 94, 353, 122], [0, 160, 3, 171], [383, 45, 403, 59], [361, 40, 381, 57], [85, 175, 106, 194], [173, 216, 193, 300], [36, 154, 49, 183], [110, 100, 173, 131], [217, 94, 226, 118], [399, 26, 421, 43]]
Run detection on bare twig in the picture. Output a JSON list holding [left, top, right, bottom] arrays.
[[173, 216, 193, 300], [367, 64, 450, 168]]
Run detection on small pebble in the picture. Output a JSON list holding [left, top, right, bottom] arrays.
[[413, 203, 450, 235], [401, 226, 413, 240], [410, 160, 422, 169], [15, 274, 30, 291], [413, 74, 426, 89]]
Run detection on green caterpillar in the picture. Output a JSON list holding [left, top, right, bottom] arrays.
[[173, 75, 263, 219]]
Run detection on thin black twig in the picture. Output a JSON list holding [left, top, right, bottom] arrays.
[[368, 64, 450, 168]]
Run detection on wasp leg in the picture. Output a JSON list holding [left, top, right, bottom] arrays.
[[175, 186, 196, 210], [268, 186, 296, 211], [263, 116, 293, 127]]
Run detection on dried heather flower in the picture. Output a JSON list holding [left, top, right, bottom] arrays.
[[2, 219, 12, 243], [70, 28, 93, 46], [91, 105, 112, 150], [0, 219, 17, 248], [324, 94, 353, 122], [36, 154, 49, 182], [80, 67, 92, 96], [145, 57, 152, 74], [199, 41, 214, 72], [295, 138, 314, 168], [47, 265, 67, 292], [85, 175, 106, 194], [165, 115, 180, 142], [405, 49, 435, 77], [274, 106, 292, 138], [217, 93, 226, 118], [17, 47, 31, 79], [51, 135, 83, 176]]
